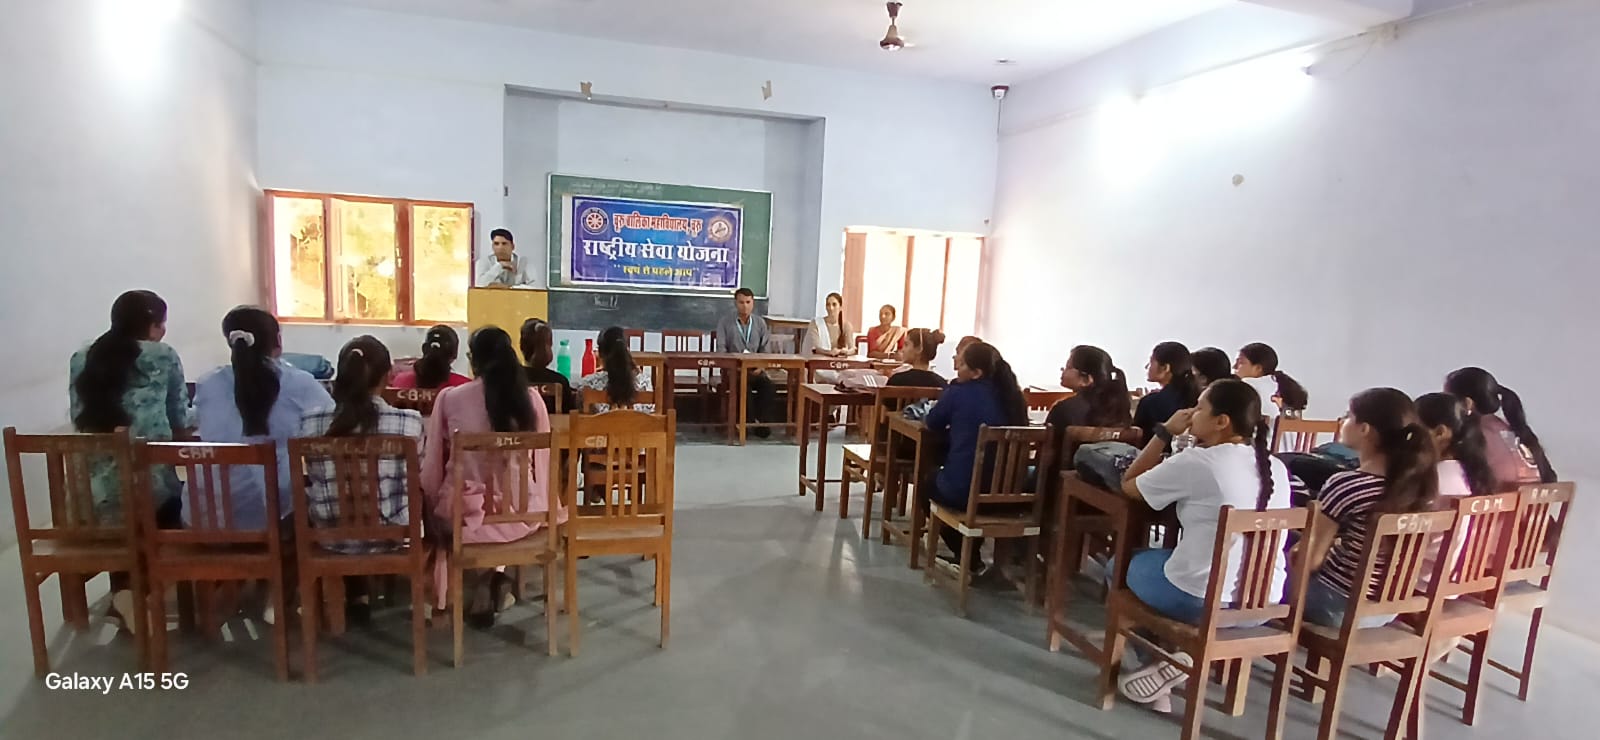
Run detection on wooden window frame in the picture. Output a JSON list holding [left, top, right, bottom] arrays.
[[843, 230, 981, 335], [260, 189, 475, 326]]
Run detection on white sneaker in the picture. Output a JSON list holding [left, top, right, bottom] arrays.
[[1119, 652, 1192, 705]]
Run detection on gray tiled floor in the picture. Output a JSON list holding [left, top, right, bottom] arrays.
[[0, 438, 1593, 739]]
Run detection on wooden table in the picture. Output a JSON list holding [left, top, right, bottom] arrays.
[[796, 383, 876, 512], [735, 353, 808, 445], [656, 351, 739, 441], [1046, 471, 1164, 663], [883, 414, 930, 563], [803, 356, 875, 382]]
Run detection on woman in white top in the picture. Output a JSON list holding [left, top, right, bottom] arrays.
[[577, 326, 653, 412], [1233, 342, 1308, 419], [805, 292, 856, 358], [1415, 392, 1496, 590], [1114, 378, 1294, 706]]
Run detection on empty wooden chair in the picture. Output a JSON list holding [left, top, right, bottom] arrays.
[[1097, 504, 1315, 739], [1023, 387, 1073, 415], [561, 410, 675, 655], [661, 330, 706, 352], [846, 386, 941, 536], [1271, 417, 1341, 453], [288, 435, 429, 681], [5, 428, 147, 676], [441, 431, 563, 666], [625, 329, 647, 352], [382, 386, 441, 417], [1293, 509, 1460, 740], [922, 425, 1053, 616], [133, 440, 289, 679], [1467, 481, 1575, 705]]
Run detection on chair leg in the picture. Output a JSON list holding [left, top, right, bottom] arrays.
[[1096, 613, 1126, 710], [658, 546, 671, 648], [130, 563, 149, 671], [566, 551, 581, 657], [1265, 653, 1293, 740], [1462, 631, 1489, 725], [956, 532, 973, 618], [1223, 658, 1250, 716], [543, 562, 558, 656], [1315, 661, 1350, 740], [267, 570, 289, 682], [450, 566, 465, 669], [1023, 536, 1041, 615], [861, 472, 876, 539], [909, 498, 926, 569], [298, 575, 320, 684], [1180, 656, 1210, 740], [147, 577, 169, 673], [1518, 608, 1543, 701], [61, 574, 89, 632], [879, 472, 897, 544], [412, 570, 428, 677], [1390, 656, 1423, 740]]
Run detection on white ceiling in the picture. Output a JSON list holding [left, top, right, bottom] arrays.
[[299, 0, 1230, 83]]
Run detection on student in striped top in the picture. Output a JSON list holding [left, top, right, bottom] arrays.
[[1294, 388, 1438, 629]]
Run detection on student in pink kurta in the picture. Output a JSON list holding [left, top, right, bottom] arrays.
[[422, 326, 565, 619]]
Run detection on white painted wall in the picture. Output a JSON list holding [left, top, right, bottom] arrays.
[[986, 0, 1600, 635], [0, 0, 258, 544]]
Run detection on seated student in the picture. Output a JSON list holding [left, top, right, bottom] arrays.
[[887, 328, 947, 390], [1115, 378, 1294, 705], [422, 326, 562, 624], [922, 341, 1029, 575], [1190, 347, 1235, 388], [954, 335, 982, 358], [194, 307, 332, 531], [69, 289, 192, 632], [865, 304, 907, 359], [1047, 345, 1133, 430], [805, 292, 856, 358], [1233, 343, 1308, 419], [577, 326, 654, 412], [520, 318, 575, 414], [298, 336, 424, 621], [391, 325, 470, 389], [1293, 388, 1438, 630], [1133, 342, 1201, 444], [1444, 367, 1556, 485], [1414, 392, 1496, 587]]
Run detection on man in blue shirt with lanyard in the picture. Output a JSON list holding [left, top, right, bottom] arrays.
[[716, 288, 776, 438]]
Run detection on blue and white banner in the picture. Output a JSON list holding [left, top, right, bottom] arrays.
[[563, 195, 742, 289]]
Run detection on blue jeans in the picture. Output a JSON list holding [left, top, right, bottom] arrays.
[[1303, 577, 1396, 629], [1108, 549, 1205, 625]]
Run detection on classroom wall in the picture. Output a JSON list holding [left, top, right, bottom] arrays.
[[258, 0, 996, 352], [985, 0, 1600, 635], [0, 0, 259, 546]]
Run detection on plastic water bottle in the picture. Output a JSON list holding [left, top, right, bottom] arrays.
[[556, 340, 573, 381], [1172, 431, 1196, 454]]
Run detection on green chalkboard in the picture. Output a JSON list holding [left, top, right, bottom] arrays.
[[546, 174, 772, 297]]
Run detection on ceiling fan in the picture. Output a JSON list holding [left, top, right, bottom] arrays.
[[880, 2, 914, 51]]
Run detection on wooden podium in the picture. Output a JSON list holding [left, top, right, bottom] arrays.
[[466, 287, 549, 333]]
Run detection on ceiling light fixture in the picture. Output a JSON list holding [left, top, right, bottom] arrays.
[[879, 2, 905, 52]]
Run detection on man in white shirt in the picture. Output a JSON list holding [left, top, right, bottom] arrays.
[[475, 228, 538, 287]]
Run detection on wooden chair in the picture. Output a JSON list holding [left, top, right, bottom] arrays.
[[133, 440, 289, 680], [1271, 417, 1341, 453], [561, 410, 676, 655], [625, 329, 647, 352], [382, 386, 441, 417], [1023, 387, 1074, 414], [1097, 504, 1315, 739], [5, 428, 147, 676], [579, 384, 660, 413], [846, 387, 941, 536], [661, 330, 706, 352], [532, 383, 566, 414], [1465, 481, 1575, 706], [1293, 508, 1460, 740], [923, 425, 1054, 616], [1395, 490, 1521, 727], [442, 431, 563, 667], [287, 435, 429, 682]]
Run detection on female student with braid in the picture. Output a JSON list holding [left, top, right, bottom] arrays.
[[577, 326, 653, 411], [392, 324, 470, 389], [1133, 341, 1201, 444], [1233, 342, 1308, 418], [1047, 345, 1132, 430], [1294, 388, 1438, 629], [1444, 367, 1556, 485], [1115, 379, 1293, 705], [1414, 392, 1496, 588]]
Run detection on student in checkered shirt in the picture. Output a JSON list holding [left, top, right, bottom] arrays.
[[298, 336, 423, 619]]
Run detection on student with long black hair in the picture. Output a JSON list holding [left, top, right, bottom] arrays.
[[1190, 347, 1234, 388], [68, 289, 191, 632], [1233, 342, 1308, 418], [392, 324, 470, 390], [1133, 341, 1201, 444], [1444, 367, 1556, 485], [520, 317, 575, 413], [422, 326, 561, 622], [577, 326, 653, 412], [887, 328, 947, 390], [194, 307, 331, 530], [1294, 388, 1438, 629], [1415, 392, 1496, 587], [1047, 345, 1132, 430], [922, 341, 1029, 575]]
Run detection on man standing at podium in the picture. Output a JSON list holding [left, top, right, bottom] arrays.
[[717, 287, 776, 438], [476, 228, 538, 287]]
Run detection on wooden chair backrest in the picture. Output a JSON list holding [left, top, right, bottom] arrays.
[[382, 386, 441, 416], [1059, 425, 1142, 471], [1341, 509, 1459, 630], [624, 330, 647, 352], [579, 384, 660, 412], [1200, 504, 1314, 632], [1272, 417, 1341, 453], [4, 428, 134, 549], [446, 431, 559, 555], [870, 386, 943, 449], [1436, 491, 1521, 602], [532, 383, 566, 414], [661, 330, 706, 352], [287, 435, 423, 549], [1023, 388, 1073, 413], [768, 334, 798, 354], [1498, 482, 1575, 597], [135, 441, 280, 547], [963, 425, 1054, 519], [565, 410, 675, 521]]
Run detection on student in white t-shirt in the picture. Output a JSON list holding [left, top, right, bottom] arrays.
[[1233, 342, 1308, 419], [1112, 378, 1294, 707]]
